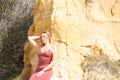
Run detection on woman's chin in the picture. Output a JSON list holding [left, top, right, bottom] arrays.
[[42, 42, 46, 44]]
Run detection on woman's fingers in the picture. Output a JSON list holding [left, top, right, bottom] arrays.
[[36, 71, 44, 77]]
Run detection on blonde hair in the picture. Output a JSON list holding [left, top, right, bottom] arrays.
[[40, 31, 50, 38]]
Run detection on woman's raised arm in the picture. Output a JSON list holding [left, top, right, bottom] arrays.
[[28, 36, 40, 51]]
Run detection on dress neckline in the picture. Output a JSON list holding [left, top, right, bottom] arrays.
[[40, 49, 50, 53]]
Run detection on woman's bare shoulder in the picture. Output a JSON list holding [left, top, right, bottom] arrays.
[[50, 45, 57, 53]]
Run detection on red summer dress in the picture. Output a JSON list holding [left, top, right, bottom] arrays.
[[29, 49, 53, 80]]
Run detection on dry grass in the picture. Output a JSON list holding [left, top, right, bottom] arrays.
[[82, 55, 120, 80]]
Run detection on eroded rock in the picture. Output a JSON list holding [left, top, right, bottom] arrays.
[[14, 0, 120, 80]]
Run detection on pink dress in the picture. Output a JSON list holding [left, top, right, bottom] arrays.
[[29, 49, 53, 80]]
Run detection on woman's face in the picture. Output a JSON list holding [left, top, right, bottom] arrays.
[[40, 33, 49, 43]]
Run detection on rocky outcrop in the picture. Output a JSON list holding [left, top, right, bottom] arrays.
[[14, 0, 120, 80], [0, 0, 33, 79]]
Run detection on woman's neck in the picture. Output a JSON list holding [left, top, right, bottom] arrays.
[[42, 42, 50, 47]]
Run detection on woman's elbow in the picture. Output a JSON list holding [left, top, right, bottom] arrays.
[[28, 36, 30, 40], [28, 36, 31, 39]]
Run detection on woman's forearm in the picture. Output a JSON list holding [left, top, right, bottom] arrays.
[[43, 61, 56, 72], [28, 36, 40, 40]]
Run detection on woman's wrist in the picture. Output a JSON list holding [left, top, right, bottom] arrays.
[[42, 69, 46, 72]]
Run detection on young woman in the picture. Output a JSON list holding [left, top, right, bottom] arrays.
[[28, 31, 57, 80]]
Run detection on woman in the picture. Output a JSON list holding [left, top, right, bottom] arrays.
[[28, 31, 57, 80]]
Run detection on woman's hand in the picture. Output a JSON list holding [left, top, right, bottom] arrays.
[[37, 70, 44, 77]]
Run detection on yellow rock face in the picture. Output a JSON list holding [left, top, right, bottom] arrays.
[[14, 0, 120, 80]]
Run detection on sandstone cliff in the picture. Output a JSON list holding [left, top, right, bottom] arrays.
[[14, 0, 120, 80]]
